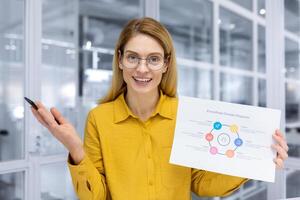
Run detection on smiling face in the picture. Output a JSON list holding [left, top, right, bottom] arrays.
[[119, 33, 168, 95]]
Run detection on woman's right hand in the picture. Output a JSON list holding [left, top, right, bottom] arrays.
[[30, 101, 84, 164]]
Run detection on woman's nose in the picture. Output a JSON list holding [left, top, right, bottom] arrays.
[[136, 59, 150, 73]]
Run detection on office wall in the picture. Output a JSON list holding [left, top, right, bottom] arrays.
[[0, 0, 299, 199]]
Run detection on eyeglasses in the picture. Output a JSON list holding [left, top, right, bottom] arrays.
[[121, 52, 168, 71]]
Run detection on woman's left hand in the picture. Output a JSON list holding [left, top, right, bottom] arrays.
[[271, 129, 289, 169]]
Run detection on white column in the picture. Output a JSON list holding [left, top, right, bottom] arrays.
[[213, 0, 220, 101], [25, 0, 42, 199], [144, 0, 160, 20], [266, 0, 286, 199]]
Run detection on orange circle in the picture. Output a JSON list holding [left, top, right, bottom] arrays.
[[226, 150, 235, 158]]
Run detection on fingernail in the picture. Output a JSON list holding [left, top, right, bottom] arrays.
[[276, 130, 281, 134]]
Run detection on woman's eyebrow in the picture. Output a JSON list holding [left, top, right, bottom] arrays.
[[124, 50, 138, 54], [124, 50, 163, 56]]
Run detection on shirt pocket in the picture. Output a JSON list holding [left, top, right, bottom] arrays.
[[160, 147, 190, 188]]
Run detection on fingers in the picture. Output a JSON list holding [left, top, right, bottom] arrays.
[[273, 158, 284, 169], [271, 129, 289, 170], [50, 107, 68, 124], [273, 132, 289, 152], [31, 107, 49, 128], [275, 129, 284, 138], [35, 101, 47, 111], [272, 144, 288, 160], [35, 101, 59, 128]]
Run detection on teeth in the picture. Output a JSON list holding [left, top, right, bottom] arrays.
[[134, 77, 152, 82]]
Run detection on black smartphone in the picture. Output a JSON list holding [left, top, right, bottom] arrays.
[[24, 97, 38, 110]]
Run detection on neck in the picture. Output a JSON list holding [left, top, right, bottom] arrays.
[[125, 88, 160, 121]]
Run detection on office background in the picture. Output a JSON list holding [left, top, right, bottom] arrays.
[[0, 0, 299, 199]]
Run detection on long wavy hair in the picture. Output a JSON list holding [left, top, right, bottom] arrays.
[[99, 17, 177, 104]]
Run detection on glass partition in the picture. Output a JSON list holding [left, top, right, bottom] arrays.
[[219, 7, 253, 71], [41, 162, 77, 200], [40, 0, 78, 155], [160, 0, 213, 63], [0, 171, 24, 200], [0, 0, 25, 162]]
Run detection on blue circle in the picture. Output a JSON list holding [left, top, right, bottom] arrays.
[[213, 122, 222, 130], [234, 138, 243, 146]]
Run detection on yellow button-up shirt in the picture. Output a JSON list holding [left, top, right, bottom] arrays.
[[68, 91, 248, 200]]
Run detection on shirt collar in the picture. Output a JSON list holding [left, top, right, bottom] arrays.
[[113, 90, 174, 123]]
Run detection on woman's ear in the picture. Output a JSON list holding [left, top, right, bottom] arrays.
[[162, 66, 168, 73], [162, 56, 169, 73], [118, 50, 123, 70]]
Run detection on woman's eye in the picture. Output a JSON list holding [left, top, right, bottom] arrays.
[[149, 56, 160, 63], [127, 55, 138, 62]]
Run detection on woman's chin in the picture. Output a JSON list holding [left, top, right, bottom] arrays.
[[129, 84, 158, 95], [132, 87, 154, 94]]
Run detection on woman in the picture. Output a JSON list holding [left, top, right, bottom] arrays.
[[31, 17, 289, 200]]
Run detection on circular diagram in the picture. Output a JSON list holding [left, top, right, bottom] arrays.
[[217, 133, 231, 146], [205, 121, 243, 158]]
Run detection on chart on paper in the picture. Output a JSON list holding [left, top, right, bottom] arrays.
[[170, 96, 281, 182]]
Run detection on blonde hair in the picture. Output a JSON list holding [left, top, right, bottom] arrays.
[[99, 17, 177, 104]]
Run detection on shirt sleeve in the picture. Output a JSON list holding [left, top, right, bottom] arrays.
[[68, 110, 108, 200], [191, 168, 249, 197]]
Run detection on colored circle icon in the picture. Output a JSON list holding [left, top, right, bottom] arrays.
[[213, 122, 222, 130], [205, 121, 243, 158], [225, 150, 235, 158], [205, 133, 214, 141], [210, 147, 218, 155], [230, 124, 239, 133], [217, 133, 231, 146], [234, 138, 243, 146]]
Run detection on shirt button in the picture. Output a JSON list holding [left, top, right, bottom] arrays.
[[148, 154, 151, 159], [148, 180, 153, 185]]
